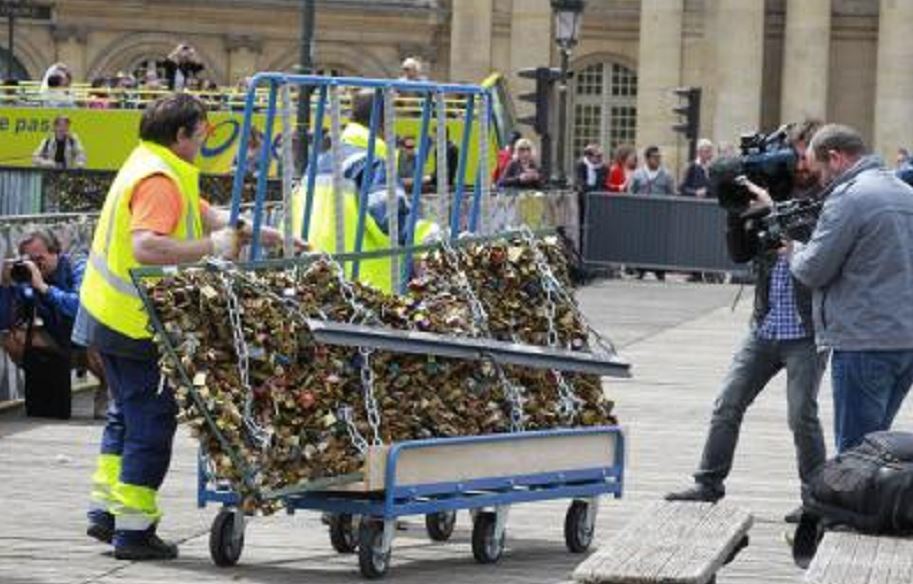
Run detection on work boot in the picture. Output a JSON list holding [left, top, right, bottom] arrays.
[[86, 511, 114, 544], [664, 483, 724, 503], [784, 505, 804, 524], [113, 527, 179, 561]]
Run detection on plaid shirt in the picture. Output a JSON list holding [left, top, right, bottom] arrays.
[[756, 256, 809, 340]]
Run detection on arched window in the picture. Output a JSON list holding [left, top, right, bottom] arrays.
[[571, 61, 638, 162]]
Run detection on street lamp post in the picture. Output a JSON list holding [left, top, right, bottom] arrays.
[[297, 0, 316, 172], [550, 0, 585, 188]]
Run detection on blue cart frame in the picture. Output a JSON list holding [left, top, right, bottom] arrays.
[[200, 426, 625, 578]]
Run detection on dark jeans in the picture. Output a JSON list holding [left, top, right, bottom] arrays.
[[831, 349, 913, 452], [99, 352, 177, 490], [694, 333, 828, 493]]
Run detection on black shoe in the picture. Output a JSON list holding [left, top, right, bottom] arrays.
[[114, 532, 179, 561], [87, 522, 114, 544], [784, 505, 804, 524], [665, 484, 724, 503], [87, 511, 114, 544]]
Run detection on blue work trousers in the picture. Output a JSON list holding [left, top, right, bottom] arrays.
[[98, 352, 177, 489], [831, 349, 913, 452]]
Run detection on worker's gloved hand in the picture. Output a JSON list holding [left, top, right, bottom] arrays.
[[420, 223, 443, 245], [210, 227, 242, 260]]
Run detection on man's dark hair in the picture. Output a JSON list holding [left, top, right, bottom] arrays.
[[645, 145, 661, 159], [139, 93, 207, 146], [19, 230, 60, 255], [790, 119, 823, 146], [809, 124, 867, 161], [351, 89, 382, 127]]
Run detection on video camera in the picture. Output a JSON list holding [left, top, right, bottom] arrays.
[[710, 124, 822, 250]]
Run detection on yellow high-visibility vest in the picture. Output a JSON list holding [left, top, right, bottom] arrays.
[[291, 125, 436, 293], [80, 141, 203, 339]]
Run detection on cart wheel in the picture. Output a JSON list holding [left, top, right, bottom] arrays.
[[210, 508, 244, 567], [425, 511, 457, 542], [329, 513, 358, 553], [358, 519, 391, 579], [471, 511, 505, 564], [564, 500, 595, 553]]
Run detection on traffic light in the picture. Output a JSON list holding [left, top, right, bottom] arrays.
[[672, 87, 702, 160], [517, 67, 561, 137]]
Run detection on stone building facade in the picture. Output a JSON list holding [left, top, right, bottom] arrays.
[[1, 0, 907, 175]]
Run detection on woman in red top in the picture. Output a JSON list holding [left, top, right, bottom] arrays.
[[605, 144, 637, 192]]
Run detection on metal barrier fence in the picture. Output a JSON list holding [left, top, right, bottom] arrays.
[[0, 167, 283, 213], [582, 192, 746, 274]]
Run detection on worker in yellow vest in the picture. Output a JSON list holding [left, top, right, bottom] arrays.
[[291, 89, 438, 292], [74, 93, 289, 561]]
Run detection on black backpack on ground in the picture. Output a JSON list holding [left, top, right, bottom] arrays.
[[793, 431, 913, 567]]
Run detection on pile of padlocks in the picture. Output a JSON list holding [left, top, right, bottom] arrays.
[[147, 235, 617, 510]]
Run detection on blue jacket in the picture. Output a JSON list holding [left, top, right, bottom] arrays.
[[0, 254, 84, 349]]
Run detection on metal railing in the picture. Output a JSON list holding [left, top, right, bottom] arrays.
[[0, 166, 283, 214]]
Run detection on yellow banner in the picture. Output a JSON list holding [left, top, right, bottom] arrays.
[[0, 107, 273, 174], [0, 106, 495, 178]]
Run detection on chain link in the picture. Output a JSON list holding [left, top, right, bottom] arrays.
[[440, 236, 489, 334], [520, 228, 584, 425], [358, 347, 383, 445], [216, 268, 273, 450], [440, 236, 529, 431], [320, 255, 384, 448], [338, 405, 369, 455], [520, 227, 618, 358]]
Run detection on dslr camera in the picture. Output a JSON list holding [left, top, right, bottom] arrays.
[[7, 259, 32, 284], [710, 124, 822, 251]]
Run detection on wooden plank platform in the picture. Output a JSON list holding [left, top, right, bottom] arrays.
[[573, 501, 752, 584], [330, 429, 620, 492], [805, 532, 913, 584]]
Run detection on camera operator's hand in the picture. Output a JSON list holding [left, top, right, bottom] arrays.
[[736, 175, 773, 208], [20, 259, 48, 294]]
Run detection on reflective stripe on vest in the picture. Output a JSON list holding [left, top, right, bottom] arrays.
[[80, 141, 202, 339]]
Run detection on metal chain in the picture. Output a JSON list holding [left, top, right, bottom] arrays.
[[439, 237, 529, 431], [217, 268, 272, 450], [321, 255, 384, 447], [489, 358, 527, 432], [520, 227, 618, 357], [520, 228, 584, 425], [338, 405, 369, 455], [359, 347, 382, 445], [440, 236, 489, 333]]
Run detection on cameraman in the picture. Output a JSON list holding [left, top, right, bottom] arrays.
[[791, 124, 913, 453], [666, 121, 827, 524], [0, 230, 105, 419]]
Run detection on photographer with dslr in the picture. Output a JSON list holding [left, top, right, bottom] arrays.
[[791, 124, 913, 453], [666, 121, 827, 524], [0, 230, 103, 419]]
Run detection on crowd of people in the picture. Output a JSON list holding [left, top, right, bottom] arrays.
[[2, 45, 218, 111]]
